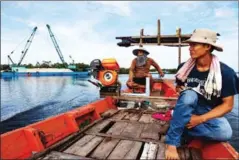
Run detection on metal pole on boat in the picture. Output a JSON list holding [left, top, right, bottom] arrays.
[[157, 19, 161, 45], [140, 29, 144, 46], [176, 28, 182, 65]]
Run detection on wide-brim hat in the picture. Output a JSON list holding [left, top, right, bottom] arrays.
[[133, 47, 150, 56], [184, 28, 223, 52]]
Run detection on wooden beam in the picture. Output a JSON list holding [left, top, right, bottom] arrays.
[[157, 19, 161, 45], [130, 43, 188, 47], [41, 151, 93, 159], [86, 132, 164, 145], [116, 34, 191, 39], [106, 118, 166, 126], [177, 28, 182, 65], [113, 95, 177, 101], [140, 29, 144, 46]]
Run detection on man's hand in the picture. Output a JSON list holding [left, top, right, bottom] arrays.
[[160, 72, 165, 78], [176, 85, 185, 94], [186, 114, 205, 129]]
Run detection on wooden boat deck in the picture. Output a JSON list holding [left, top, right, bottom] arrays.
[[36, 109, 202, 160]]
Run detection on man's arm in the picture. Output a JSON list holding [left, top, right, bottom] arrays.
[[187, 96, 234, 129], [201, 96, 234, 121], [151, 59, 164, 77], [128, 59, 136, 81], [175, 84, 185, 94]]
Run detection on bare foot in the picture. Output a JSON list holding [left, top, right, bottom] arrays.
[[165, 144, 179, 160]]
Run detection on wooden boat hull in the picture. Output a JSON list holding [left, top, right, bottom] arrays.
[[0, 97, 117, 159], [1, 80, 238, 159]]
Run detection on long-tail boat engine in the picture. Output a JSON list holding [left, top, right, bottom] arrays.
[[89, 58, 121, 97]]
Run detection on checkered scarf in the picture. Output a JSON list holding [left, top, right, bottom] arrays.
[[136, 54, 147, 67], [176, 54, 222, 100]]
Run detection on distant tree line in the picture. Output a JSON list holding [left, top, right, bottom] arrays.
[[1, 63, 177, 74], [0, 62, 90, 72]]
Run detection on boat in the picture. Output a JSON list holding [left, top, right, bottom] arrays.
[[1, 25, 90, 79], [1, 79, 238, 159], [1, 19, 238, 159], [0, 68, 90, 78], [1, 60, 238, 159]]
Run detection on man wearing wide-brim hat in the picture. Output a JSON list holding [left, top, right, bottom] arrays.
[[126, 46, 164, 91], [165, 28, 239, 160]]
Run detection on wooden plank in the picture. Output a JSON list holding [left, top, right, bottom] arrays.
[[120, 122, 144, 138], [123, 112, 133, 120], [184, 147, 191, 160], [158, 123, 170, 135], [113, 95, 177, 101], [31, 118, 104, 160], [148, 143, 158, 159], [110, 111, 128, 120], [140, 143, 149, 159], [116, 34, 191, 39], [85, 120, 112, 134], [151, 90, 163, 97], [105, 119, 162, 125], [64, 135, 95, 154], [140, 142, 158, 159], [140, 124, 161, 140], [100, 109, 118, 118], [90, 138, 120, 159], [64, 136, 103, 157], [129, 113, 142, 121], [177, 147, 185, 160], [159, 120, 167, 125], [107, 140, 141, 159], [160, 135, 166, 143], [123, 141, 143, 159], [106, 121, 128, 136], [149, 115, 157, 123], [190, 148, 202, 160], [156, 143, 166, 159], [138, 114, 152, 123], [42, 151, 92, 159], [123, 111, 144, 121], [127, 43, 189, 47], [88, 132, 164, 145]]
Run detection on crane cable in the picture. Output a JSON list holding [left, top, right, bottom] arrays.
[[8, 31, 30, 56]]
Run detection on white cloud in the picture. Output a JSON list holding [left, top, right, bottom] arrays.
[[14, 1, 31, 9], [93, 1, 131, 16], [173, 1, 203, 12], [1, 1, 238, 72], [215, 7, 236, 18]]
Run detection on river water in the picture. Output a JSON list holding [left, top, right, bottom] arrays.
[[0, 74, 238, 151]]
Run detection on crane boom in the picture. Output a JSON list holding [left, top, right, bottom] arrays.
[[8, 55, 15, 65], [46, 24, 67, 65], [17, 27, 37, 66]]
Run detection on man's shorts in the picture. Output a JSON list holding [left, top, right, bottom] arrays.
[[133, 77, 146, 85]]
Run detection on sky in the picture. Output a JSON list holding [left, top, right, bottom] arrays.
[[1, 1, 238, 71]]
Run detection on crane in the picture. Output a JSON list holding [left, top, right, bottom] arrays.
[[69, 55, 75, 64], [8, 55, 15, 65], [46, 24, 67, 67], [7, 51, 15, 65], [17, 27, 38, 66]]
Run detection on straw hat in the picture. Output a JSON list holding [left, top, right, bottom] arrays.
[[184, 29, 223, 52], [132, 47, 150, 56]]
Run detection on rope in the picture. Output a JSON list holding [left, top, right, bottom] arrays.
[[8, 32, 30, 55]]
